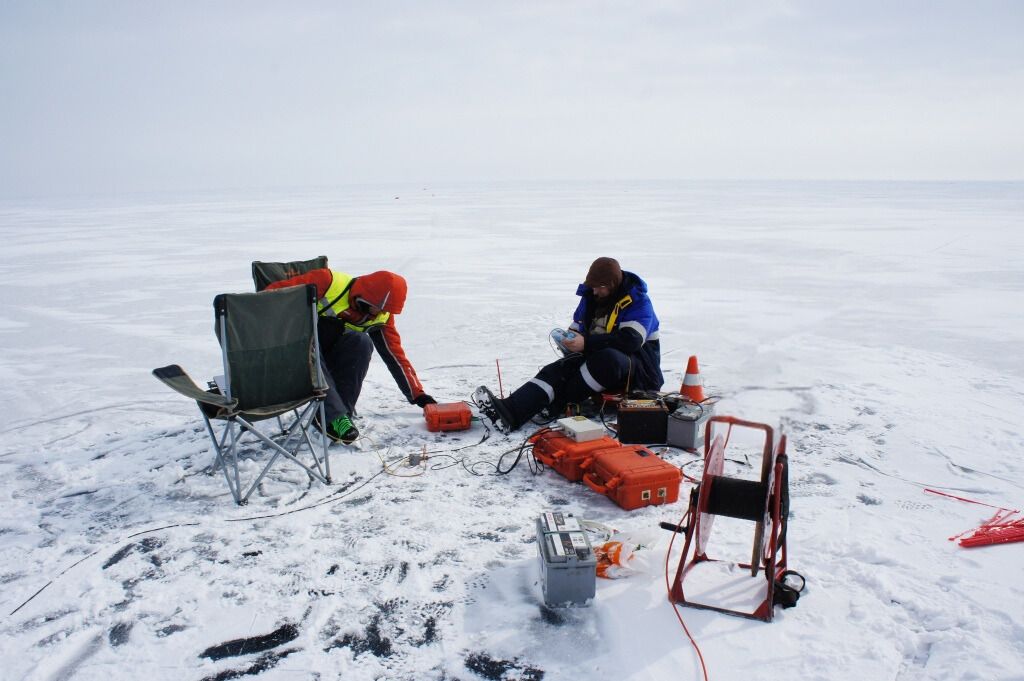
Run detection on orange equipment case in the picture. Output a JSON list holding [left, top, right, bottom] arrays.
[[424, 402, 473, 432], [580, 444, 682, 511], [529, 430, 621, 482]]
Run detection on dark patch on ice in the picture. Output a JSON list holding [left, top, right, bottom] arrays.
[[343, 494, 373, 506], [360, 561, 410, 584], [158, 624, 186, 637], [1, 570, 25, 584], [327, 564, 339, 575], [377, 597, 407, 616], [198, 623, 299, 660], [464, 652, 544, 680], [858, 494, 882, 506], [475, 532, 502, 542], [108, 622, 132, 646], [36, 629, 73, 647], [433, 574, 452, 591], [547, 497, 570, 506], [138, 536, 163, 551], [432, 549, 459, 565], [102, 536, 164, 570], [241, 550, 261, 558], [327, 614, 392, 658], [539, 605, 565, 625], [121, 565, 162, 592], [60, 489, 97, 499], [40, 608, 77, 624], [198, 648, 298, 681], [418, 616, 439, 645], [102, 544, 136, 570]]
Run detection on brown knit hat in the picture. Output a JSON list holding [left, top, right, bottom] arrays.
[[584, 257, 623, 289]]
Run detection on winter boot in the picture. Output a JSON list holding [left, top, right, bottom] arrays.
[[473, 386, 520, 434], [314, 413, 359, 445], [329, 415, 359, 445]]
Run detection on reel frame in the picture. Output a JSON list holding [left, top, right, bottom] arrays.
[[670, 415, 790, 622]]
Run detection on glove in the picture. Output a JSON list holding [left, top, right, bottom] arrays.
[[414, 394, 437, 408]]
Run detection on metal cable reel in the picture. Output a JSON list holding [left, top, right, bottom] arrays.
[[671, 416, 793, 622]]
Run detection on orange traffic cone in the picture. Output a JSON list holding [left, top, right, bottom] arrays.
[[680, 355, 706, 402]]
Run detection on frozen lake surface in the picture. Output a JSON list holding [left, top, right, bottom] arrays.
[[1, 181, 1022, 680]]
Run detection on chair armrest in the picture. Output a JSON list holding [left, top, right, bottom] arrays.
[[153, 365, 238, 409]]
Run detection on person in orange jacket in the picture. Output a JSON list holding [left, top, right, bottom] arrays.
[[266, 268, 435, 444]]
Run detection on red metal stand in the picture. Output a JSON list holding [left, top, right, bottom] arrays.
[[670, 416, 791, 622]]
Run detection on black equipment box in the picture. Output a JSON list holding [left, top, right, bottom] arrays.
[[616, 399, 668, 444]]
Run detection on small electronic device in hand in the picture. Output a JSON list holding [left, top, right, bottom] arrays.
[[550, 328, 576, 355]]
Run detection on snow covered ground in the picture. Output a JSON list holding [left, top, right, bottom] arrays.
[[1, 181, 1022, 680]]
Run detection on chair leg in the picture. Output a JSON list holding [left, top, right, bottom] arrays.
[[235, 416, 329, 486], [318, 400, 331, 483], [202, 412, 243, 504], [199, 404, 332, 506], [226, 420, 244, 504]]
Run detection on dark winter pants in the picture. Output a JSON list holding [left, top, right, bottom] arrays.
[[318, 324, 373, 422], [505, 348, 635, 428]]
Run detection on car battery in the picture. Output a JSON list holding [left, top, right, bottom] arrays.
[[580, 444, 682, 511], [424, 402, 473, 432], [536, 511, 596, 606], [666, 402, 714, 451], [530, 430, 621, 482], [616, 399, 668, 444]]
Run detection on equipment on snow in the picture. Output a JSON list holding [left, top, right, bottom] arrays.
[[580, 444, 682, 511], [536, 511, 597, 606], [669, 416, 799, 622], [424, 402, 473, 432], [530, 428, 621, 482], [616, 398, 669, 444]]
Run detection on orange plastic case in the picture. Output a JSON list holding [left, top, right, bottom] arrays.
[[424, 402, 473, 432], [530, 430, 621, 482], [580, 445, 682, 511]]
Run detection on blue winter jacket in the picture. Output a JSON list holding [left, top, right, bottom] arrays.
[[569, 270, 664, 390]]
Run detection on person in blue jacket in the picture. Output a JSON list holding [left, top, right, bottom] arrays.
[[476, 257, 663, 433]]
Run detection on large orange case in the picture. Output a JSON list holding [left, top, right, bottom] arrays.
[[580, 445, 682, 511], [424, 402, 473, 432], [529, 430, 621, 482]]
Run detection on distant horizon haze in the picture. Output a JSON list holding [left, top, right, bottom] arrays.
[[2, 1, 1022, 199]]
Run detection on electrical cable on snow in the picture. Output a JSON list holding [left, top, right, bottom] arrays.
[[837, 453, 995, 495], [663, 504, 710, 681], [6, 468, 388, 618]]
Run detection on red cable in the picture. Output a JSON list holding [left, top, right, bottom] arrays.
[[923, 488, 1018, 513], [664, 505, 709, 681]]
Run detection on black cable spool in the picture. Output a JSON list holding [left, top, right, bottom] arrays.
[[704, 476, 768, 522]]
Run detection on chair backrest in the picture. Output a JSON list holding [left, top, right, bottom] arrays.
[[214, 285, 324, 412], [251, 256, 329, 291]]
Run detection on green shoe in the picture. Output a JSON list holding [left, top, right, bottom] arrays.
[[329, 415, 359, 445]]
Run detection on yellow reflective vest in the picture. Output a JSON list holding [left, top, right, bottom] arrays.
[[319, 270, 390, 331]]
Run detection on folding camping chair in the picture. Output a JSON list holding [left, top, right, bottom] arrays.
[[153, 284, 332, 505], [251, 255, 328, 292], [251, 256, 331, 432]]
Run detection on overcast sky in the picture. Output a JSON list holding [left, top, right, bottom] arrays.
[[2, 1, 1022, 197]]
